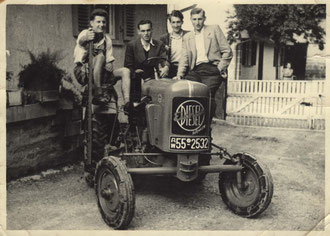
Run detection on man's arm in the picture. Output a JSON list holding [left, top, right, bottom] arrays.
[[214, 25, 233, 73], [105, 35, 115, 67], [77, 29, 93, 46], [158, 42, 170, 78]]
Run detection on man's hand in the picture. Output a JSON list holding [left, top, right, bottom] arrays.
[[173, 75, 182, 80], [159, 65, 169, 78], [86, 28, 95, 41], [105, 62, 114, 72], [217, 63, 228, 79], [219, 70, 228, 79], [135, 69, 144, 74], [123, 101, 133, 115]]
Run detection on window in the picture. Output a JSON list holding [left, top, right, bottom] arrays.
[[72, 5, 135, 44], [123, 5, 135, 41], [241, 41, 257, 66]]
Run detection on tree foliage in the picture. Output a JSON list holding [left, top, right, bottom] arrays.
[[227, 4, 326, 49]]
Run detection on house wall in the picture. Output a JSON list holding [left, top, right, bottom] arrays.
[[6, 4, 168, 89], [262, 43, 276, 80], [239, 63, 258, 80], [6, 5, 77, 90]]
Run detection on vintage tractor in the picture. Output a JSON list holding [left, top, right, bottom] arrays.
[[82, 56, 274, 229]]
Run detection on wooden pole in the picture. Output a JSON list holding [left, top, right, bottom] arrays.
[[87, 41, 93, 165]]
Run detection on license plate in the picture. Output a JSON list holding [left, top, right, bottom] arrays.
[[169, 137, 209, 150]]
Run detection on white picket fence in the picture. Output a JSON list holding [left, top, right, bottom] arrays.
[[226, 80, 325, 129]]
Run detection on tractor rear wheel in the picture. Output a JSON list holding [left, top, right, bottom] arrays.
[[84, 113, 112, 187], [219, 153, 273, 217], [95, 156, 135, 229]]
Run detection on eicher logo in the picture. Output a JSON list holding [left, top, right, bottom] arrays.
[[174, 100, 205, 132]]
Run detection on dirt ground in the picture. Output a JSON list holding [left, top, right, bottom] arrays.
[[6, 122, 325, 231]]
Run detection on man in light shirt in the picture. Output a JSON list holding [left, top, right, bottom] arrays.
[[73, 8, 130, 105], [175, 8, 233, 121], [160, 10, 189, 78]]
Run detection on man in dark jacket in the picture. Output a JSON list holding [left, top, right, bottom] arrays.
[[124, 19, 169, 102], [159, 10, 189, 78]]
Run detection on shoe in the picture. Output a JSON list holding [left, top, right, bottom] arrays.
[[92, 93, 110, 105]]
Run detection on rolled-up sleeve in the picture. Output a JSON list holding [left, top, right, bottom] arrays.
[[105, 35, 115, 63]]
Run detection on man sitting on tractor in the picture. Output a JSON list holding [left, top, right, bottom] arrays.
[[124, 19, 170, 103], [73, 8, 131, 106]]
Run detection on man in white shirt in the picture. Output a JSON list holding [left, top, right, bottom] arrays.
[[73, 8, 130, 105], [160, 10, 189, 78], [175, 8, 233, 121]]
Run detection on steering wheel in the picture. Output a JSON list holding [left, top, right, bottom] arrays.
[[142, 56, 168, 68]]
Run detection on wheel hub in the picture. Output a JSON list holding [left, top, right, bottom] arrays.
[[101, 187, 114, 200], [99, 171, 120, 210]]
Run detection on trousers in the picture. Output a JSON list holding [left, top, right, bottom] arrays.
[[184, 63, 225, 121]]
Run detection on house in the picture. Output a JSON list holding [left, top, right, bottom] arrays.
[[229, 28, 326, 81]]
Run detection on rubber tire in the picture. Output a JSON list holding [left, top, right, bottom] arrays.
[[219, 153, 273, 218], [83, 113, 111, 188], [95, 156, 135, 229]]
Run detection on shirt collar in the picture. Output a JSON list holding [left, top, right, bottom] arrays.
[[170, 31, 184, 39], [194, 27, 204, 35], [141, 38, 155, 47]]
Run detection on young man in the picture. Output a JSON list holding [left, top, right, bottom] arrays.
[[175, 8, 232, 121], [160, 10, 189, 78], [74, 8, 130, 105], [124, 19, 170, 102]]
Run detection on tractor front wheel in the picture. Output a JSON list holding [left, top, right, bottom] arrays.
[[95, 156, 135, 229], [219, 153, 273, 218]]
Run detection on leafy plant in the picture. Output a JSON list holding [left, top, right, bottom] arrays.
[[227, 4, 326, 50], [18, 49, 66, 90]]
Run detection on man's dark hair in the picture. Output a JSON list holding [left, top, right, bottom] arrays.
[[90, 8, 108, 21], [190, 8, 206, 17], [137, 20, 153, 29], [168, 10, 184, 22]]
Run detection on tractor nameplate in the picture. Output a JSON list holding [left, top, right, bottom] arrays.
[[172, 97, 208, 135]]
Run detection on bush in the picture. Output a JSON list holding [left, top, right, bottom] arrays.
[[18, 49, 65, 91]]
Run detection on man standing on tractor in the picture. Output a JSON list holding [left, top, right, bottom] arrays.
[[160, 10, 189, 78], [124, 19, 170, 103], [174, 8, 232, 121], [73, 8, 131, 105]]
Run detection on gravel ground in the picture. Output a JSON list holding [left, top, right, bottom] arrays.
[[6, 122, 326, 231]]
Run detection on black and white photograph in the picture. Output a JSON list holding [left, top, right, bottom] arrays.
[[1, 0, 328, 234]]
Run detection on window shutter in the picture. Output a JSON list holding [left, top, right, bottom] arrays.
[[124, 5, 135, 41], [241, 42, 247, 66], [273, 45, 279, 67], [72, 5, 91, 37], [251, 41, 257, 66], [280, 46, 285, 66]]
